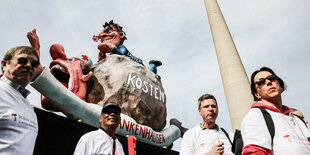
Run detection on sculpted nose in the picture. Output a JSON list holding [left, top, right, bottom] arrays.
[[50, 44, 67, 60], [98, 32, 105, 38]]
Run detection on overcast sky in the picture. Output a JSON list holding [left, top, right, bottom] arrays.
[[1, 0, 310, 152]]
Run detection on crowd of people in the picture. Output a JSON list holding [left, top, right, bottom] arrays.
[[0, 45, 309, 154]]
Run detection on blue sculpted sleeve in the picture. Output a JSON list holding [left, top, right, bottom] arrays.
[[111, 45, 128, 55]]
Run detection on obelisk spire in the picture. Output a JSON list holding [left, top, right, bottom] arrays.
[[203, 0, 253, 130]]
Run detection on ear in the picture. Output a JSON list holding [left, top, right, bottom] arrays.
[[280, 87, 284, 93], [1, 60, 7, 72], [1, 60, 6, 66], [119, 32, 125, 39], [254, 92, 261, 100], [99, 114, 104, 123], [118, 115, 121, 124], [198, 108, 202, 116]]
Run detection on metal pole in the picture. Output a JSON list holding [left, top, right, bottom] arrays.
[[203, 0, 253, 130]]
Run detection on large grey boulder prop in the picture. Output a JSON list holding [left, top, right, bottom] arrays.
[[88, 54, 167, 131]]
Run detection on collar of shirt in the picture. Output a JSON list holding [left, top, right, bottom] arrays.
[[0, 76, 30, 98], [200, 123, 219, 131], [100, 127, 117, 140]]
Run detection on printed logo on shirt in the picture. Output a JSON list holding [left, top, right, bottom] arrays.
[[284, 135, 292, 142], [200, 143, 205, 147], [17, 115, 38, 131], [11, 113, 17, 121]]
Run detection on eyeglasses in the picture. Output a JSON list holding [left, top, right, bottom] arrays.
[[17, 57, 40, 68], [102, 108, 120, 115], [255, 75, 278, 87]]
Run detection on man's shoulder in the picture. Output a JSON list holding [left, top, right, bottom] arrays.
[[244, 107, 264, 119], [0, 79, 21, 98], [81, 129, 106, 139], [0, 79, 9, 89], [188, 124, 201, 131], [183, 125, 201, 137]]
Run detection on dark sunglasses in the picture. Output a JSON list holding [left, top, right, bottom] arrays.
[[102, 108, 120, 115], [17, 57, 40, 68], [255, 75, 278, 86]]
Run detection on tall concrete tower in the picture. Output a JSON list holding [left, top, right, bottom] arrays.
[[203, 0, 253, 130]]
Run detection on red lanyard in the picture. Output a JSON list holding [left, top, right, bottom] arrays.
[[281, 114, 310, 152]]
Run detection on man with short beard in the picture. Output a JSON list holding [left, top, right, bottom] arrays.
[[180, 94, 233, 155], [0, 46, 40, 154]]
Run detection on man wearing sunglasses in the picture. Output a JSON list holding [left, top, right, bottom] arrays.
[[241, 67, 310, 155], [0, 46, 40, 154], [74, 102, 125, 155]]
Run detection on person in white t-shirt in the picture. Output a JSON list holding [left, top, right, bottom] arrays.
[[0, 46, 40, 154], [180, 94, 233, 155], [241, 66, 310, 154], [291, 108, 308, 128], [74, 102, 125, 155]]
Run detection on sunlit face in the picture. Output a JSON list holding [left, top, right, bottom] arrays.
[[1, 53, 38, 88], [100, 108, 121, 130], [97, 25, 125, 52], [254, 71, 282, 101], [199, 99, 218, 123]]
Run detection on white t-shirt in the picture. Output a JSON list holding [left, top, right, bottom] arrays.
[[74, 129, 125, 155], [0, 79, 38, 155], [242, 103, 310, 155], [180, 124, 233, 155]]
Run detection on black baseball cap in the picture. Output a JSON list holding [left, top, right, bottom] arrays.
[[101, 102, 121, 114]]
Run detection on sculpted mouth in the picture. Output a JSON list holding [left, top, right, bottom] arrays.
[[50, 64, 69, 88], [101, 39, 111, 42], [101, 37, 113, 43]]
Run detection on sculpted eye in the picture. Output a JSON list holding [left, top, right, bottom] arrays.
[[108, 30, 113, 33], [67, 58, 76, 62]]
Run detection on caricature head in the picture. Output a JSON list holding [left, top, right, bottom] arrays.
[[41, 44, 94, 111], [97, 20, 127, 52]]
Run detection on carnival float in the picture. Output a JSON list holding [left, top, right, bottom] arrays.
[[28, 21, 186, 155]]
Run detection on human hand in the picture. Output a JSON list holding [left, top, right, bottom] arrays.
[[105, 43, 116, 51], [205, 141, 224, 155], [32, 65, 45, 81], [98, 51, 106, 61]]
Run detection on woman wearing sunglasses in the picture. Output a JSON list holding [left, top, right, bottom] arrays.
[[241, 67, 310, 155]]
